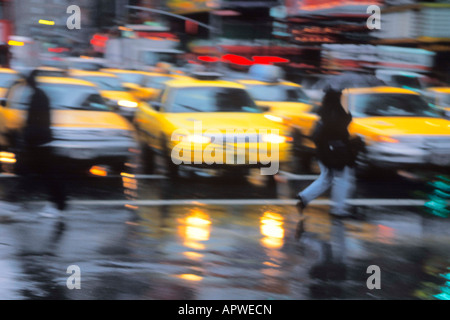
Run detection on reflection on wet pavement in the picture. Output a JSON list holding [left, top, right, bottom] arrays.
[[0, 171, 449, 300]]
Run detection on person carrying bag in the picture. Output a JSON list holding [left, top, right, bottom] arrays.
[[296, 89, 359, 218]]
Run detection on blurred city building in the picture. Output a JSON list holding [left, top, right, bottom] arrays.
[[0, 0, 448, 81], [269, 0, 450, 82]]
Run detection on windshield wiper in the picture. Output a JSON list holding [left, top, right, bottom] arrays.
[[57, 105, 87, 111], [95, 80, 122, 91], [177, 104, 203, 112]]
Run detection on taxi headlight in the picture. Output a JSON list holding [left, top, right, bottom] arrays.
[[0, 151, 16, 164], [117, 100, 138, 108], [261, 133, 291, 144]]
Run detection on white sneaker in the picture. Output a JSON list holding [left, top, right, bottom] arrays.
[[39, 204, 62, 218]]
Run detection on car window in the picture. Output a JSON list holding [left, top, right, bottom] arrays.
[[8, 83, 112, 112], [349, 93, 442, 118], [391, 75, 422, 90], [141, 52, 178, 66], [143, 76, 171, 89], [437, 92, 450, 107], [115, 72, 145, 86], [76, 75, 124, 91], [246, 84, 310, 103], [154, 86, 166, 103], [168, 87, 260, 113], [8, 84, 33, 110]]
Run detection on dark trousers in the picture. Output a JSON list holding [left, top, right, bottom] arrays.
[[12, 146, 67, 211]]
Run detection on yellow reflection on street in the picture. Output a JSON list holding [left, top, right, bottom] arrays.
[[177, 274, 203, 282], [179, 209, 211, 251], [260, 211, 285, 249]]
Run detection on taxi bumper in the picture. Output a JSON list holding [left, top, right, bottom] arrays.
[[364, 141, 450, 168]]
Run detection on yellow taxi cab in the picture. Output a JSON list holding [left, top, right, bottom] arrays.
[[133, 72, 292, 180], [425, 87, 450, 117], [0, 68, 19, 99], [0, 76, 138, 173], [237, 79, 313, 118], [70, 70, 141, 119], [235, 65, 313, 122], [288, 86, 450, 172], [101, 67, 188, 102], [100, 68, 156, 101], [134, 71, 189, 102]]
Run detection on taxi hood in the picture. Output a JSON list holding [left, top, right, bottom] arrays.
[[352, 117, 450, 136]]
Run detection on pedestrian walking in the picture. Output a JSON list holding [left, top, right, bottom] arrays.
[[296, 89, 362, 218], [16, 69, 67, 217]]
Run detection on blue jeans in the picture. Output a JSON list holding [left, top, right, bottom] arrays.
[[298, 161, 355, 215]]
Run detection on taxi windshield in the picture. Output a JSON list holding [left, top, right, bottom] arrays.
[[114, 72, 145, 85], [170, 87, 260, 113], [9, 83, 112, 112], [77, 75, 124, 91], [41, 84, 112, 111], [246, 84, 310, 103], [350, 93, 442, 118], [0, 72, 19, 88]]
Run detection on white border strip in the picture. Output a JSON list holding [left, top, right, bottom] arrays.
[[58, 198, 432, 207]]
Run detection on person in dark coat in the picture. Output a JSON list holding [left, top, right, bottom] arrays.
[[18, 69, 67, 216], [23, 70, 53, 148], [296, 89, 359, 218]]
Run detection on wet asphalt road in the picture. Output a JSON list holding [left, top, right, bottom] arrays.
[[0, 163, 450, 300]]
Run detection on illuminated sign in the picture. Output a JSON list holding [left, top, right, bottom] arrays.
[[286, 0, 382, 16], [167, 0, 212, 14]]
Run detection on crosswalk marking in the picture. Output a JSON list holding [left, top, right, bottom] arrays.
[[36, 198, 432, 207]]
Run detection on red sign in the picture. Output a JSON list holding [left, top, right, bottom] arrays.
[[0, 20, 12, 43]]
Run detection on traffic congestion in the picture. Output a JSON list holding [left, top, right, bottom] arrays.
[[0, 0, 449, 302]]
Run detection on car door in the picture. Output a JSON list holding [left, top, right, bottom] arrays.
[[135, 86, 169, 150]]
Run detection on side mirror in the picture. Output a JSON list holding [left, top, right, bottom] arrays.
[[259, 105, 271, 112], [151, 101, 162, 112], [0, 99, 6, 107]]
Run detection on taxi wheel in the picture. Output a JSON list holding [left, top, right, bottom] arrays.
[[140, 143, 156, 174], [160, 135, 179, 178]]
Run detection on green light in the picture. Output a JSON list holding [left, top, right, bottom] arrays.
[[434, 189, 450, 199], [440, 273, 450, 280], [434, 292, 450, 300]]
